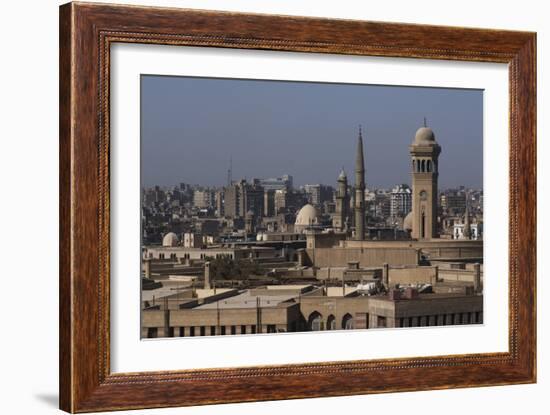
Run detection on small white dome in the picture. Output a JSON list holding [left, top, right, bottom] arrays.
[[162, 232, 179, 247], [295, 204, 319, 231], [413, 127, 436, 144]]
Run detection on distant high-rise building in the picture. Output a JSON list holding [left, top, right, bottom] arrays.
[[304, 184, 333, 207], [153, 185, 165, 204], [193, 189, 214, 209], [258, 175, 293, 191], [390, 184, 412, 218], [374, 190, 391, 219], [214, 190, 224, 217], [224, 180, 264, 219], [264, 190, 275, 217], [441, 190, 467, 215]]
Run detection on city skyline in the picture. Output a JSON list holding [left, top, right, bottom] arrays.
[[141, 118, 484, 338], [141, 75, 483, 189]]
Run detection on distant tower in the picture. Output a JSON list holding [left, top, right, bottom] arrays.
[[227, 156, 233, 187], [354, 126, 366, 240], [463, 197, 471, 239], [245, 210, 255, 235], [333, 168, 350, 231], [409, 124, 441, 240]]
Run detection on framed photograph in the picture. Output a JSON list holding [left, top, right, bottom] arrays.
[[59, 2, 536, 412]]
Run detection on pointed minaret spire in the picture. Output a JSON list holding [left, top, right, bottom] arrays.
[[338, 166, 347, 181], [355, 126, 365, 182], [354, 125, 366, 240]]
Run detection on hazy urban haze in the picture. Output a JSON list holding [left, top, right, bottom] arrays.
[[141, 75, 483, 189]]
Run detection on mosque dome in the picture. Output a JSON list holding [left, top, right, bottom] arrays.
[[403, 212, 413, 231], [413, 127, 436, 145], [295, 204, 319, 229], [162, 232, 179, 247]]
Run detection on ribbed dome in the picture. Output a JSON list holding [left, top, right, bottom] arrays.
[[413, 127, 436, 144], [162, 232, 179, 247], [295, 204, 319, 227]]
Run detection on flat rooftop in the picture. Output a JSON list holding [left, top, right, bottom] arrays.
[[142, 286, 185, 302], [325, 286, 358, 297], [195, 292, 295, 310], [142, 287, 233, 302], [261, 284, 311, 290], [374, 292, 481, 302]]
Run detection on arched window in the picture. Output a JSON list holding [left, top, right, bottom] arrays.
[[427, 160, 432, 172], [308, 311, 323, 331], [421, 160, 426, 172], [342, 313, 354, 330], [326, 315, 336, 330]]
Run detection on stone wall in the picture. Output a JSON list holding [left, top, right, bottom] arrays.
[[388, 266, 438, 285], [307, 247, 418, 268]]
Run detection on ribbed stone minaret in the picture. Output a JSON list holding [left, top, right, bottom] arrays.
[[333, 168, 350, 231], [354, 126, 366, 240]]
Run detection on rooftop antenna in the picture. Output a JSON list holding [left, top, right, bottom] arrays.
[[227, 156, 233, 187], [423, 117, 427, 127]]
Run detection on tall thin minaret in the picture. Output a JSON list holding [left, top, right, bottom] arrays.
[[354, 126, 366, 240], [463, 194, 471, 239]]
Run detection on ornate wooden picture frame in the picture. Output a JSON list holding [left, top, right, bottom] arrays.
[[59, 2, 536, 412]]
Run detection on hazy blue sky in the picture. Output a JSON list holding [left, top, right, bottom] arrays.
[[141, 75, 483, 189]]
